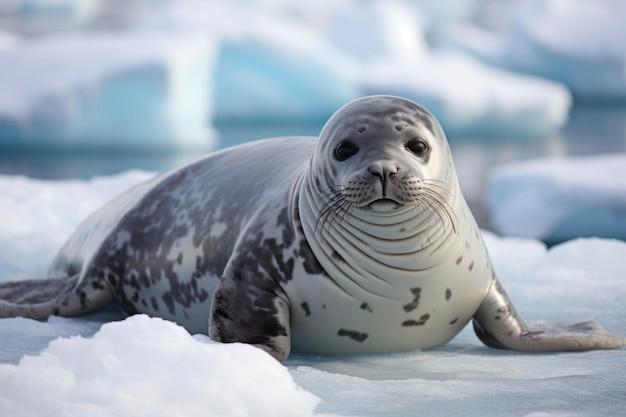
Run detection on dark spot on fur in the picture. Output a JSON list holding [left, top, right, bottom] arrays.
[[403, 287, 421, 312], [468, 261, 474, 271], [456, 256, 463, 265], [360, 302, 372, 313], [299, 239, 324, 275], [338, 328, 368, 342], [331, 250, 345, 263], [402, 314, 430, 327], [445, 289, 452, 301], [449, 318, 459, 325], [301, 302, 311, 317]]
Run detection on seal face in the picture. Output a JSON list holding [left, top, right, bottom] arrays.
[[1, 95, 624, 361]]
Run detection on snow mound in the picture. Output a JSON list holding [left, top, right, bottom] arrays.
[[0, 315, 320, 417], [488, 153, 626, 243]]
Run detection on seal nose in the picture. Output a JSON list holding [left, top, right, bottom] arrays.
[[368, 161, 399, 196]]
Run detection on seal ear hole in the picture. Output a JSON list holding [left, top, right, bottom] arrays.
[[406, 139, 428, 157], [334, 140, 359, 161]]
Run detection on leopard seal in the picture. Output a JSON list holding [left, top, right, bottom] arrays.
[[0, 96, 624, 361]]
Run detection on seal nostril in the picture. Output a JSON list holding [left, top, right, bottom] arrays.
[[368, 162, 399, 181]]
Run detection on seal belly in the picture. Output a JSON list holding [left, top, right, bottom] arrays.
[[289, 262, 490, 355], [288, 205, 492, 355]]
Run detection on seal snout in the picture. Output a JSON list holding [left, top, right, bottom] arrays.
[[367, 161, 400, 198]]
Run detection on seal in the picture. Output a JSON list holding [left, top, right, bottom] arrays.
[[0, 96, 624, 361]]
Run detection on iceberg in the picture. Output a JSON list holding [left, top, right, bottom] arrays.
[[0, 170, 625, 417], [488, 153, 626, 243], [0, 0, 584, 153], [328, 0, 572, 137], [445, 0, 626, 101], [0, 32, 217, 152], [137, 0, 362, 123]]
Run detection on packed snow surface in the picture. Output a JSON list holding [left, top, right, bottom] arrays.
[[488, 153, 626, 243], [0, 171, 625, 417]]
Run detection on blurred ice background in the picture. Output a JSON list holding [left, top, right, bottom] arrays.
[[0, 1, 625, 416]]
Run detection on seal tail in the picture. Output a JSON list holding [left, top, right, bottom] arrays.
[[0, 275, 113, 320]]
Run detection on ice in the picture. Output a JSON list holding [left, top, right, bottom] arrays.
[[137, 0, 361, 123], [1, 172, 625, 416], [0, 0, 578, 152], [488, 154, 626, 244], [361, 50, 571, 137], [0, 32, 217, 152], [327, 0, 572, 137], [445, 0, 626, 101]]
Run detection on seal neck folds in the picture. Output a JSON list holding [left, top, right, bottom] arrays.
[[298, 170, 460, 297]]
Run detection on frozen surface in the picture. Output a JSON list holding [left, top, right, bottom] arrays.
[[0, 172, 625, 416], [445, 0, 626, 101], [488, 153, 626, 243]]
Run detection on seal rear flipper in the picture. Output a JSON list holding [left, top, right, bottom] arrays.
[[473, 278, 626, 351], [0, 275, 113, 320]]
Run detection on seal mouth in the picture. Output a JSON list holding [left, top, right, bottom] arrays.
[[366, 198, 404, 210]]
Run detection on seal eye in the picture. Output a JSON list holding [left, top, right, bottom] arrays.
[[406, 139, 428, 157], [334, 140, 359, 161]]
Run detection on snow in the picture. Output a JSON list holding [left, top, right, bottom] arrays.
[[488, 153, 626, 244], [444, 0, 626, 101], [1, 171, 625, 417], [0, 315, 320, 417], [0, 0, 580, 152]]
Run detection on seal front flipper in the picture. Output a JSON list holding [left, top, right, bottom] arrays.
[[209, 256, 291, 362], [472, 278, 626, 351], [0, 275, 113, 320]]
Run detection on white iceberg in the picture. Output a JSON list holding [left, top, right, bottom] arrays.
[[138, 0, 361, 123], [328, 0, 572, 137], [0, 0, 582, 153], [0, 170, 625, 417], [488, 153, 626, 243], [445, 0, 626, 101], [0, 32, 217, 152]]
